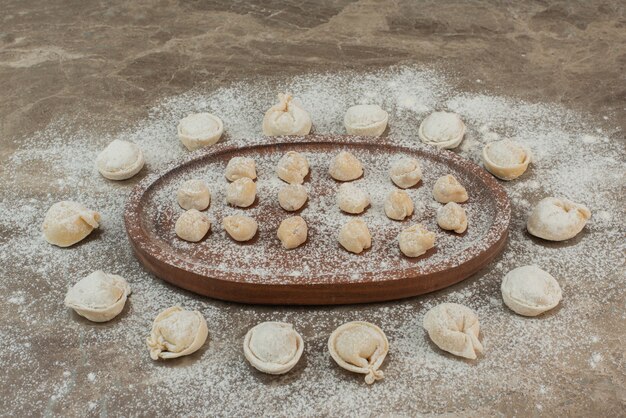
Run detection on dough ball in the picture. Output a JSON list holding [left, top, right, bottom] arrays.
[[527, 197, 591, 241], [177, 179, 211, 211], [226, 177, 257, 208], [225, 157, 257, 181], [432, 174, 468, 203], [389, 157, 422, 188], [338, 219, 371, 254], [501, 265, 562, 317], [262, 93, 312, 136], [177, 112, 224, 151], [337, 183, 370, 214], [384, 190, 414, 221], [42, 201, 101, 247], [418, 111, 466, 149], [277, 216, 308, 249], [96, 139, 145, 181], [344, 104, 388, 137], [64, 270, 131, 322], [482, 139, 532, 181], [278, 184, 308, 211], [329, 151, 363, 182], [175, 209, 211, 242], [223, 215, 258, 242], [437, 202, 467, 233], [147, 306, 208, 360], [423, 303, 483, 359], [276, 151, 309, 184], [398, 224, 436, 258]]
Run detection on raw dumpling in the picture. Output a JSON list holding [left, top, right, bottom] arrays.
[[527, 197, 591, 241], [244, 322, 304, 375], [226, 177, 257, 208], [278, 184, 308, 211], [177, 179, 211, 211], [276, 151, 309, 184], [482, 139, 531, 180], [399, 224, 436, 258], [64, 270, 131, 322], [96, 139, 145, 180], [338, 219, 371, 254], [423, 303, 483, 359], [262, 93, 312, 136], [432, 174, 468, 203], [337, 183, 370, 214], [501, 265, 562, 317], [344, 104, 388, 137], [328, 321, 388, 384], [418, 111, 466, 149], [329, 151, 363, 182], [147, 306, 208, 360], [175, 209, 211, 242], [42, 201, 101, 247], [225, 157, 257, 181], [177, 112, 224, 151], [223, 215, 258, 242], [277, 216, 308, 249], [384, 190, 414, 221], [437, 202, 467, 234], [389, 157, 422, 189]]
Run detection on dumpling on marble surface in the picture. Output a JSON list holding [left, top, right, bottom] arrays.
[[344, 104, 388, 137], [147, 306, 208, 360], [418, 111, 466, 149], [423, 303, 483, 360], [527, 197, 591, 241], [482, 139, 531, 180], [262, 93, 312, 136], [177, 112, 224, 151], [501, 265, 562, 317], [96, 139, 145, 180], [64, 270, 131, 322], [42, 201, 100, 247], [244, 322, 304, 375]]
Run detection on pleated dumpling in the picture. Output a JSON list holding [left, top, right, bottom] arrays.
[[147, 306, 208, 360], [262, 93, 312, 136], [527, 197, 591, 241], [243, 322, 304, 375], [432, 174, 468, 204], [64, 270, 131, 322], [42, 201, 100, 247], [423, 303, 483, 359]]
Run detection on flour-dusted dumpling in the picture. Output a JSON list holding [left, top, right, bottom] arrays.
[[389, 157, 422, 189], [147, 306, 208, 360], [96, 139, 145, 180], [337, 183, 370, 214], [329, 151, 363, 182], [64, 270, 131, 322], [177, 112, 224, 151], [432, 174, 468, 203], [384, 190, 414, 221], [437, 202, 467, 234], [423, 303, 483, 360], [244, 322, 304, 375], [482, 139, 532, 180], [277, 216, 308, 249], [175, 209, 211, 242], [527, 197, 591, 241], [177, 179, 211, 211], [262, 93, 312, 136], [225, 157, 257, 181], [501, 265, 562, 317], [338, 219, 371, 254], [398, 224, 436, 258], [278, 184, 308, 211], [276, 151, 309, 185], [42, 201, 101, 247], [223, 215, 258, 242], [344, 104, 389, 137], [328, 321, 389, 384], [226, 177, 257, 208], [418, 111, 466, 149]]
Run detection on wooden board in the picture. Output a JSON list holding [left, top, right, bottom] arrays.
[[125, 135, 510, 305]]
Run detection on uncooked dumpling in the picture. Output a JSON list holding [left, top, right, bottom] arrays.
[[244, 322, 304, 375], [418, 111, 466, 149], [423, 303, 483, 359], [177, 112, 224, 151], [177, 179, 211, 211], [328, 321, 388, 384], [147, 306, 208, 360], [225, 157, 257, 181], [398, 224, 435, 258], [329, 151, 363, 182], [276, 151, 309, 184], [277, 216, 308, 249], [338, 219, 371, 254], [42, 201, 100, 247], [175, 209, 211, 242], [262, 93, 312, 136], [432, 174, 468, 203], [344, 104, 388, 137], [527, 197, 591, 241], [437, 202, 467, 233], [64, 270, 131, 322], [482, 139, 531, 180], [501, 265, 562, 317], [337, 183, 370, 214], [277, 184, 308, 211], [384, 190, 414, 221], [389, 157, 422, 189], [226, 177, 256, 208], [223, 215, 258, 242], [96, 139, 145, 180]]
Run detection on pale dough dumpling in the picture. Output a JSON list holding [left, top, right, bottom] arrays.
[[262, 93, 312, 136], [225, 157, 257, 181], [278, 184, 308, 211], [344, 104, 388, 137], [226, 177, 256, 208], [482, 139, 532, 180], [389, 157, 422, 189], [384, 190, 414, 221], [418, 111, 466, 149], [42, 201, 101, 247], [64, 270, 131, 322], [399, 224, 436, 258], [277, 216, 308, 249], [175, 209, 211, 242], [329, 151, 363, 182], [337, 183, 370, 214], [338, 219, 371, 254], [437, 202, 467, 233], [527, 197, 591, 241], [328, 321, 389, 384], [276, 151, 309, 185], [223, 215, 258, 242], [177, 112, 224, 151], [177, 179, 211, 211], [146, 306, 208, 360], [432, 174, 468, 203], [96, 139, 145, 180], [501, 265, 562, 317], [244, 322, 304, 375], [423, 303, 483, 360]]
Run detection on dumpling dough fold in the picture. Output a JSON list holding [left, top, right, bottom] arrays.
[[262, 93, 312, 136], [423, 303, 483, 359], [147, 306, 208, 360]]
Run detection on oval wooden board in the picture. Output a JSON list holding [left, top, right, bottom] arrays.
[[125, 135, 510, 305]]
